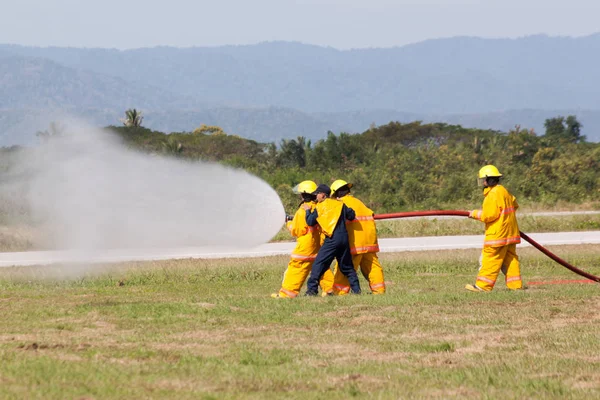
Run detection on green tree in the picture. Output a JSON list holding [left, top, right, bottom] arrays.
[[506, 125, 539, 165], [120, 109, 144, 127], [543, 115, 585, 144], [161, 136, 183, 157], [278, 136, 309, 168], [565, 115, 585, 142]]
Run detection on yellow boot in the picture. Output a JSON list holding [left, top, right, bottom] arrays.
[[465, 284, 486, 293]]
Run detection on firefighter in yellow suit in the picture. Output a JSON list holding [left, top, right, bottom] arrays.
[[466, 165, 523, 292], [329, 180, 386, 295], [271, 181, 334, 298]]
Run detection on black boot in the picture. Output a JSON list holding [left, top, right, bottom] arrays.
[[348, 274, 361, 294]]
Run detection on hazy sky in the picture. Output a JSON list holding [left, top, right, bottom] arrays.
[[1, 0, 598, 49]]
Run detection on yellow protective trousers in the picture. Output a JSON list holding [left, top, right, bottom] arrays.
[[475, 244, 522, 291], [332, 253, 386, 295], [277, 259, 334, 298]]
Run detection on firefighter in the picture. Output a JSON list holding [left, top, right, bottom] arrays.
[[304, 184, 361, 296], [272, 181, 334, 298], [330, 179, 385, 295], [466, 165, 523, 292]]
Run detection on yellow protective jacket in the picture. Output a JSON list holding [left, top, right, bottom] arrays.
[[286, 202, 321, 261], [339, 195, 380, 254], [313, 198, 344, 237], [471, 185, 521, 247]]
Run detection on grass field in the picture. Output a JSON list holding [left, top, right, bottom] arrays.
[[1, 245, 599, 399]]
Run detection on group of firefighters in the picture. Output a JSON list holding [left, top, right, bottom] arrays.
[[272, 164, 523, 298]]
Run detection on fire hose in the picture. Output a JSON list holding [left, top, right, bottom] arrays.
[[373, 210, 600, 283]]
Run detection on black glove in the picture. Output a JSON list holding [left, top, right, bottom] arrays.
[[285, 214, 294, 222]]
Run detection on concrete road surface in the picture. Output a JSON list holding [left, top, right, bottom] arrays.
[[0, 231, 598, 268]]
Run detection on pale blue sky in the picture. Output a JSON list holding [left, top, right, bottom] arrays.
[[1, 0, 598, 49]]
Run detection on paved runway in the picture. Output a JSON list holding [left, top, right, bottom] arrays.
[[0, 231, 598, 267]]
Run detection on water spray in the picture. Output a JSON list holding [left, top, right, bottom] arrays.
[[374, 210, 600, 283], [2, 118, 284, 276]]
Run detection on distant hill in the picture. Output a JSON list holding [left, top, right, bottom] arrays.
[[1, 35, 600, 144], [2, 34, 600, 113], [0, 54, 209, 110]]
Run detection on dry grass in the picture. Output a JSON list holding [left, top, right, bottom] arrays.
[[0, 245, 599, 398]]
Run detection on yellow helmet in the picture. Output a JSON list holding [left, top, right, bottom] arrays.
[[478, 165, 502, 179], [330, 179, 353, 196], [292, 180, 317, 194]]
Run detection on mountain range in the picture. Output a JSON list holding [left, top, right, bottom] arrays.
[[1, 34, 599, 144]]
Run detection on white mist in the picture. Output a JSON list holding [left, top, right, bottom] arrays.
[[22, 119, 284, 251]]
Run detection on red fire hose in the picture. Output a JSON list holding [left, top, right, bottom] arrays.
[[373, 210, 600, 283]]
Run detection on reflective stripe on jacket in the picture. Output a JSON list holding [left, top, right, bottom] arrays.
[[286, 202, 321, 259], [472, 185, 521, 247], [340, 195, 380, 254]]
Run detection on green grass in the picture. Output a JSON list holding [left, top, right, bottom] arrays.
[[0, 245, 599, 399]]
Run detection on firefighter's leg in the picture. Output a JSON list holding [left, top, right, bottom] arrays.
[[305, 240, 336, 295], [319, 267, 335, 296], [360, 253, 386, 294], [336, 243, 361, 294], [276, 258, 312, 298], [332, 254, 362, 295], [502, 244, 523, 290], [475, 246, 508, 291]]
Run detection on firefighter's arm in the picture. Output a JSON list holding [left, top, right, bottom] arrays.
[[305, 205, 319, 226], [286, 220, 304, 238], [469, 192, 501, 222], [345, 205, 356, 221], [469, 209, 482, 220], [477, 193, 502, 223], [287, 209, 310, 237]]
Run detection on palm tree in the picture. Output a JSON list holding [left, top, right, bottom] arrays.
[[279, 136, 308, 168], [120, 109, 144, 127]]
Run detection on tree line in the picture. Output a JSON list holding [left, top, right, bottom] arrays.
[[1, 112, 596, 216], [102, 111, 598, 214]]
